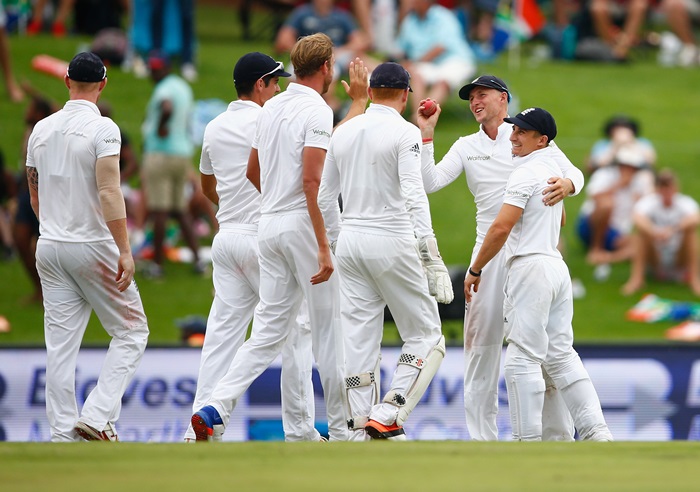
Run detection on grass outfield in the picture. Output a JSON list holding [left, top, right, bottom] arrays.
[[1, 4, 700, 345], [2, 442, 700, 491]]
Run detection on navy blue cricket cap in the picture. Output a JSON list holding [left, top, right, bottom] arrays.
[[369, 62, 412, 92], [67, 52, 106, 82], [233, 52, 291, 83], [459, 75, 510, 102], [504, 107, 557, 142]]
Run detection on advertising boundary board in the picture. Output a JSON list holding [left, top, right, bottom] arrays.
[[1, 344, 699, 441]]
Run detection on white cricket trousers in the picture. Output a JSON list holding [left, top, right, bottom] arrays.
[[208, 213, 348, 441], [337, 230, 442, 438], [503, 256, 611, 441], [464, 245, 573, 441], [185, 227, 319, 441], [36, 239, 149, 442]]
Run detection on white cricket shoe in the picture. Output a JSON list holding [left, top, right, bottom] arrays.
[[74, 421, 119, 442]]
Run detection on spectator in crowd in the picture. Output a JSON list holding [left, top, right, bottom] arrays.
[[0, 3, 23, 102], [659, 0, 699, 66], [589, 0, 650, 60], [577, 145, 655, 280], [275, 0, 375, 117], [141, 53, 202, 278], [586, 115, 656, 174], [396, 0, 476, 112], [151, 0, 197, 81], [0, 149, 15, 260], [13, 92, 57, 303], [26, 0, 75, 36], [622, 169, 700, 296]]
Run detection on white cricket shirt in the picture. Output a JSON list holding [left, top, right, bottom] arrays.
[[26, 100, 121, 242], [501, 147, 563, 262], [319, 103, 433, 240], [421, 121, 584, 244], [634, 192, 700, 227], [252, 83, 333, 215], [199, 100, 261, 230], [634, 192, 699, 251]]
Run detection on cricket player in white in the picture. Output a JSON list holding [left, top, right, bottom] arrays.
[[418, 75, 584, 441], [464, 107, 612, 441], [183, 52, 322, 442], [191, 34, 368, 441], [26, 52, 149, 442], [319, 62, 453, 440]]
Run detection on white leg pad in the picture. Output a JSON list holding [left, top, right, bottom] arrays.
[[386, 336, 446, 427], [345, 367, 380, 431]]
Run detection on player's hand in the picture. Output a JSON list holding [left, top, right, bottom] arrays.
[[543, 177, 574, 206], [116, 253, 135, 292], [416, 98, 441, 134], [341, 57, 369, 104], [418, 236, 454, 304], [464, 271, 480, 303], [311, 246, 334, 285]]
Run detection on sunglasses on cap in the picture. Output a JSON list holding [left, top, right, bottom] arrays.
[[260, 61, 285, 79]]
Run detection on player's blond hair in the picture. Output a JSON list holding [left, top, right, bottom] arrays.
[[291, 33, 333, 79]]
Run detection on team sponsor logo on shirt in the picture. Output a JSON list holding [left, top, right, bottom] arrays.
[[408, 142, 420, 156], [311, 129, 331, 138], [104, 138, 121, 145], [466, 155, 490, 161], [505, 189, 529, 198]]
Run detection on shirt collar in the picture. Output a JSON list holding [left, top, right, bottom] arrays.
[[288, 82, 324, 102], [366, 103, 402, 118], [64, 99, 101, 115]]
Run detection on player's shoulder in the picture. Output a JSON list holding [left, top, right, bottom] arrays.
[[95, 115, 120, 133], [453, 132, 480, 148]]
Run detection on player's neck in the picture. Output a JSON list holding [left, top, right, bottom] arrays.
[[295, 73, 326, 96], [482, 112, 508, 140], [240, 95, 262, 107], [69, 93, 100, 105]]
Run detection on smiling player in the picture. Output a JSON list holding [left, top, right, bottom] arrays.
[[464, 107, 612, 441]]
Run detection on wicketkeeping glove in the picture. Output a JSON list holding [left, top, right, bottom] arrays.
[[418, 236, 454, 304]]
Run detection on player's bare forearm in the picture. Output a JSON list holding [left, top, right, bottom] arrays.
[[27, 166, 39, 218], [200, 173, 219, 205], [543, 177, 574, 206], [303, 147, 334, 283], [106, 218, 135, 292], [246, 148, 261, 192]]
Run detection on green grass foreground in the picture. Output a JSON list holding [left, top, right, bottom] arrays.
[[2, 441, 700, 491]]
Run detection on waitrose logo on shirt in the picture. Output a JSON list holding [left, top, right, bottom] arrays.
[[311, 129, 331, 138]]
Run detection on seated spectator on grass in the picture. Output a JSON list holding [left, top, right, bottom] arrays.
[[396, 0, 476, 112], [0, 3, 23, 102], [658, 0, 699, 66], [275, 0, 376, 118], [622, 169, 700, 296], [589, 0, 650, 60], [577, 145, 655, 280], [586, 115, 656, 174], [26, 0, 74, 36]]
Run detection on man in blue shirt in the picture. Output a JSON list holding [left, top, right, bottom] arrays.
[[275, 0, 375, 117], [397, 0, 476, 112]]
